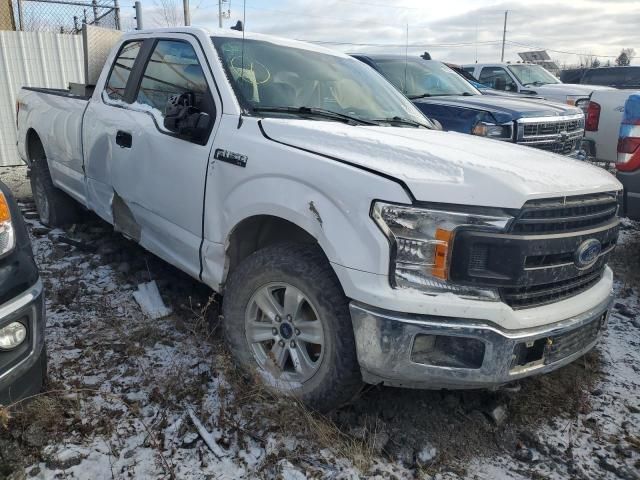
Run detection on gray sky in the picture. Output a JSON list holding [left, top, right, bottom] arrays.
[[142, 0, 639, 66]]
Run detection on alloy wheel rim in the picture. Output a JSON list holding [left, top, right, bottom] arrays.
[[245, 282, 325, 386]]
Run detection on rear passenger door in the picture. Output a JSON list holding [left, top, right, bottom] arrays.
[[86, 35, 221, 280]]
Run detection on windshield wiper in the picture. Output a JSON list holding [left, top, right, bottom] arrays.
[[252, 106, 378, 126], [407, 93, 431, 99], [523, 81, 547, 87], [369, 116, 431, 129]]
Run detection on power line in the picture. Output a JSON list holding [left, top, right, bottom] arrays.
[[299, 39, 504, 48], [506, 40, 620, 58]]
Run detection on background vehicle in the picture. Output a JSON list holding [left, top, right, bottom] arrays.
[[464, 62, 614, 110], [449, 63, 544, 99], [560, 68, 588, 84], [616, 94, 640, 220], [16, 27, 621, 411], [583, 89, 640, 163], [354, 54, 585, 156], [0, 180, 45, 405], [578, 66, 640, 90]]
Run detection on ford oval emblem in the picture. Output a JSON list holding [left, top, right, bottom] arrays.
[[575, 239, 601, 268]]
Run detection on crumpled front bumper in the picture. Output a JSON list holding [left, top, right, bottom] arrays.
[[350, 291, 613, 389], [0, 279, 46, 405]]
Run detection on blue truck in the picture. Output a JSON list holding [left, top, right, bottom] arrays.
[[353, 54, 585, 157]]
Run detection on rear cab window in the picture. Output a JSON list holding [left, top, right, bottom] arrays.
[[104, 41, 143, 102]]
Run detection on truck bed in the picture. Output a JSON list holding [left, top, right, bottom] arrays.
[[22, 86, 91, 101]]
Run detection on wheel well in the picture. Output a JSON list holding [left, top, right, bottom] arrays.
[[26, 129, 45, 164], [225, 216, 320, 280]]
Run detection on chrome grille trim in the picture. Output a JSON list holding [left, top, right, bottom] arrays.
[[516, 113, 585, 155]]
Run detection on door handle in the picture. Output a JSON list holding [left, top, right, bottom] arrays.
[[116, 130, 132, 148]]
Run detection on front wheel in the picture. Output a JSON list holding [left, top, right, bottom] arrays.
[[223, 243, 362, 412]]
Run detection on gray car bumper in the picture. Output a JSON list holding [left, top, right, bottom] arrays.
[[349, 293, 613, 389], [0, 279, 46, 405]]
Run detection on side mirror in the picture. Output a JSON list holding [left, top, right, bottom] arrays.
[[164, 92, 211, 142]]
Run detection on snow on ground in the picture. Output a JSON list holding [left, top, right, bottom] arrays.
[[0, 166, 639, 479]]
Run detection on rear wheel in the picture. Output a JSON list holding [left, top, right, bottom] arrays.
[[223, 243, 362, 412], [29, 149, 79, 227]]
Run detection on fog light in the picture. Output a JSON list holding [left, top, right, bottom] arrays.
[[411, 334, 485, 369], [0, 322, 27, 350]]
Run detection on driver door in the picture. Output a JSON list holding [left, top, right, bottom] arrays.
[[108, 36, 220, 279]]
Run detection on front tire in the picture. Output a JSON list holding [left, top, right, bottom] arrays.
[[223, 243, 362, 412]]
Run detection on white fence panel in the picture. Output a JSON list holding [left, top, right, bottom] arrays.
[[0, 30, 84, 166]]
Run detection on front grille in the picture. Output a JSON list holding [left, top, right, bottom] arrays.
[[512, 192, 619, 234], [546, 313, 604, 364], [522, 119, 583, 136], [450, 192, 619, 310], [501, 269, 604, 309], [517, 116, 584, 155]]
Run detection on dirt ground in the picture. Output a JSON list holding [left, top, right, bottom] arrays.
[[0, 165, 639, 480]]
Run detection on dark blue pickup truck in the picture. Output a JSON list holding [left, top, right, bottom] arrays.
[[353, 54, 586, 157], [0, 180, 45, 405]]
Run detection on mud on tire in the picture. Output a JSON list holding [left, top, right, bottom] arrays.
[[223, 242, 363, 412]]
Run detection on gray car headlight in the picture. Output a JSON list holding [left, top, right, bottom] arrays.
[[372, 202, 512, 300], [471, 121, 513, 141], [0, 192, 16, 257]]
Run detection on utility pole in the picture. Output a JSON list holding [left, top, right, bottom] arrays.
[[500, 10, 508, 62], [218, 0, 222, 28], [113, 0, 121, 30], [134, 1, 143, 29], [183, 0, 190, 26]]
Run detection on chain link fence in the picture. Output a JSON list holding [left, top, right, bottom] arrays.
[[1, 0, 122, 34]]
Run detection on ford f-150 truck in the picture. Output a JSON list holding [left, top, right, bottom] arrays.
[[353, 55, 585, 156], [16, 27, 622, 411]]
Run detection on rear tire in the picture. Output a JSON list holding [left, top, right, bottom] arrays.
[[30, 157, 79, 228], [223, 243, 362, 412]]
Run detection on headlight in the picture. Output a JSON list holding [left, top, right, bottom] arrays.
[[372, 202, 512, 300], [0, 192, 16, 257], [471, 121, 513, 141]]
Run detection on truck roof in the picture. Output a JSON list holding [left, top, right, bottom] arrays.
[[123, 26, 347, 58]]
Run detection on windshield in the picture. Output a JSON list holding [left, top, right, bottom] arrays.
[[212, 37, 429, 126], [374, 59, 480, 97], [508, 64, 560, 86]]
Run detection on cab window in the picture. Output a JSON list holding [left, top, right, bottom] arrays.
[[135, 40, 212, 117], [105, 41, 143, 102], [478, 66, 517, 91]]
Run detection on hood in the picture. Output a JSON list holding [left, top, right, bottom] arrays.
[[413, 95, 581, 121], [260, 119, 621, 209], [534, 83, 615, 96]]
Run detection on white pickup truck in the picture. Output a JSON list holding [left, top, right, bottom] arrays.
[[17, 27, 622, 411], [583, 90, 640, 219], [464, 63, 613, 110]]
